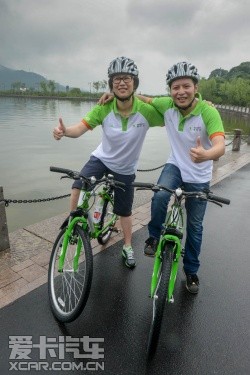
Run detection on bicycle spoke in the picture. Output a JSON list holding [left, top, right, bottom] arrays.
[[48, 226, 93, 322]]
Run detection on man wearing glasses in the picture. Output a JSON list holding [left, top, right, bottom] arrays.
[[53, 56, 163, 269]]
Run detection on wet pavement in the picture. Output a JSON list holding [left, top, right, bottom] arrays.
[[0, 158, 250, 374]]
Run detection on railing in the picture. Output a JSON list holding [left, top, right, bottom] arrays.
[[215, 104, 250, 114]]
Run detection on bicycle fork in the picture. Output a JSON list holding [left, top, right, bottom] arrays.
[[58, 216, 88, 273], [150, 235, 182, 303]]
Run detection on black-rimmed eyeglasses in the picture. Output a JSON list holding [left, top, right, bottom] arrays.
[[112, 76, 133, 85]]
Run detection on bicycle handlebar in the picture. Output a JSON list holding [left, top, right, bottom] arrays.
[[50, 166, 125, 188], [132, 182, 230, 206], [50, 166, 79, 178], [206, 193, 230, 205]]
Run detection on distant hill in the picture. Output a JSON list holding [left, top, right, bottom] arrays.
[[0, 65, 65, 91], [209, 62, 250, 80]]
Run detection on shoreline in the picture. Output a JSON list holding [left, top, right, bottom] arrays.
[[0, 93, 98, 101]]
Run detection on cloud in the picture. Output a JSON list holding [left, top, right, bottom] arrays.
[[0, 0, 249, 94]]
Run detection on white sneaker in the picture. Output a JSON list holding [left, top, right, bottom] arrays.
[[122, 246, 136, 268]]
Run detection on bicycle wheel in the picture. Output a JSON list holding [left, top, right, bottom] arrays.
[[147, 243, 174, 359], [48, 225, 93, 323], [97, 199, 116, 245]]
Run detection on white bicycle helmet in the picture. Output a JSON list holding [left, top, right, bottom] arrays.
[[108, 56, 139, 77], [166, 62, 200, 86]]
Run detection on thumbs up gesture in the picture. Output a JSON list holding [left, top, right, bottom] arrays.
[[189, 136, 207, 163], [53, 118, 66, 140]]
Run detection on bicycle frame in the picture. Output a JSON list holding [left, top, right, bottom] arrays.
[[58, 184, 117, 273], [150, 195, 184, 302], [132, 180, 230, 358]]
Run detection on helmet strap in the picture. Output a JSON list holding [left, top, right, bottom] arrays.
[[113, 92, 134, 102], [175, 96, 196, 111]]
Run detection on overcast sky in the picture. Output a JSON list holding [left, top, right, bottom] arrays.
[[0, 0, 249, 94]]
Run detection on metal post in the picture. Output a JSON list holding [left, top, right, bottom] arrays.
[[0, 186, 10, 251], [232, 129, 242, 151]]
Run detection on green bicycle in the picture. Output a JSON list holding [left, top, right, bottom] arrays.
[[48, 166, 124, 323], [133, 182, 230, 359]]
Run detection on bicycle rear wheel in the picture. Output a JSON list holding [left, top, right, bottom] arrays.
[[147, 243, 174, 359], [48, 225, 93, 323], [97, 199, 116, 245]]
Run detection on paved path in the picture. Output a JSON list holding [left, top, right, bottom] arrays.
[[0, 159, 249, 374]]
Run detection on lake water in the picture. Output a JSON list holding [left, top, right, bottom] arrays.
[[0, 97, 249, 232]]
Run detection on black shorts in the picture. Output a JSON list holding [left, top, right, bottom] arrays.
[[72, 156, 135, 217]]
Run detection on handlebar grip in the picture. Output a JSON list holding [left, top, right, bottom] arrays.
[[208, 193, 230, 205], [132, 182, 155, 189], [115, 181, 126, 187], [50, 166, 74, 174]]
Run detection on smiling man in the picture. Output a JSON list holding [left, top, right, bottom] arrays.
[[53, 56, 163, 269], [138, 61, 225, 293]]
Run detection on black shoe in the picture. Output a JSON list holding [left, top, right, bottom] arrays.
[[144, 237, 158, 257], [183, 268, 199, 294]]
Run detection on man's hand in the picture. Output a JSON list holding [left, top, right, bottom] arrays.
[[53, 118, 66, 140], [203, 100, 214, 107], [98, 92, 114, 105], [190, 136, 208, 163]]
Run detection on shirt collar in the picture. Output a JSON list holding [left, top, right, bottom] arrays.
[[113, 96, 137, 115]]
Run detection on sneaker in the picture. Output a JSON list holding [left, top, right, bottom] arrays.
[[144, 237, 158, 257], [122, 246, 136, 268], [183, 268, 199, 294]]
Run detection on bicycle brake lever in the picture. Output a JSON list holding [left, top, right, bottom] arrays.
[[116, 185, 125, 192], [208, 199, 223, 208], [60, 175, 70, 180]]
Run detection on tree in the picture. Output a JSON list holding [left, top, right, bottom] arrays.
[[11, 81, 22, 91], [47, 80, 56, 94], [101, 80, 107, 91], [40, 81, 48, 93], [227, 62, 250, 80], [199, 78, 220, 102], [209, 68, 228, 79], [69, 87, 82, 96], [92, 81, 101, 92]]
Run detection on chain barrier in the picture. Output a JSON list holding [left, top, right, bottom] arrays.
[[226, 136, 248, 147], [137, 164, 165, 172], [0, 194, 71, 207], [0, 164, 166, 207]]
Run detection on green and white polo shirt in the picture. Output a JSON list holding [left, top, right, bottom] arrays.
[[151, 94, 225, 183], [82, 97, 163, 175]]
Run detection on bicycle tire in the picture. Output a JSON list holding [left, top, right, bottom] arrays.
[[147, 244, 174, 359], [48, 225, 93, 323], [97, 198, 116, 245]]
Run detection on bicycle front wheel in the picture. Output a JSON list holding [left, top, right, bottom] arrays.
[[97, 199, 116, 245], [48, 225, 93, 323], [147, 244, 174, 359]]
